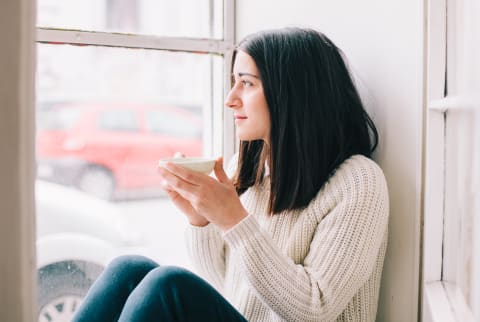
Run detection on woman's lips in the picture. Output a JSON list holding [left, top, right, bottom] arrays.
[[234, 115, 248, 119]]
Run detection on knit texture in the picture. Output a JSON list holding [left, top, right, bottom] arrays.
[[185, 154, 389, 322]]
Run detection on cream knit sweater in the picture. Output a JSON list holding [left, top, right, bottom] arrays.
[[185, 154, 389, 322]]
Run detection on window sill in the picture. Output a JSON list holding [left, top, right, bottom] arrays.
[[424, 282, 475, 322]]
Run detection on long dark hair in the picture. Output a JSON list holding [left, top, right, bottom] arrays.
[[232, 27, 378, 214]]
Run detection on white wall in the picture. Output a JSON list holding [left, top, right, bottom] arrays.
[[236, 1, 424, 321]]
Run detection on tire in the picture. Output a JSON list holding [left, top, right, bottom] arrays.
[[77, 166, 115, 200], [37, 262, 102, 322]]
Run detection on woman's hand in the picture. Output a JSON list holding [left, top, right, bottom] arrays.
[[161, 183, 210, 227], [158, 157, 248, 231]]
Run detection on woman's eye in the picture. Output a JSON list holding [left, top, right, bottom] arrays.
[[241, 80, 253, 87]]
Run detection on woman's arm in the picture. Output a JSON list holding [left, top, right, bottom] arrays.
[[223, 157, 389, 321], [182, 154, 240, 291]]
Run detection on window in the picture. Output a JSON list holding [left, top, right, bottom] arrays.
[[98, 110, 139, 132], [422, 0, 480, 321], [35, 1, 234, 321], [37, 0, 223, 38], [145, 109, 202, 138], [37, 107, 82, 130]]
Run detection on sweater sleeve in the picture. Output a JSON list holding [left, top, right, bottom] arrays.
[[185, 223, 226, 290], [222, 157, 389, 321], [184, 153, 240, 291]]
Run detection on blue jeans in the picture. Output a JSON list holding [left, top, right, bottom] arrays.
[[71, 255, 247, 322]]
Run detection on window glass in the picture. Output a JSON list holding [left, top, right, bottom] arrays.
[[35, 43, 218, 321], [37, 107, 82, 130], [97, 109, 139, 132], [145, 109, 202, 138], [37, 0, 224, 39]]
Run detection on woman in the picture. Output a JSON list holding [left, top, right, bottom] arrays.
[[72, 27, 389, 322]]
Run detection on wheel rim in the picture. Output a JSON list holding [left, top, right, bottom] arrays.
[[38, 295, 83, 322], [78, 168, 114, 199]]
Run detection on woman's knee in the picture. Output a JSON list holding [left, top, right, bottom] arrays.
[[140, 266, 196, 295], [105, 255, 159, 280], [108, 255, 158, 270]]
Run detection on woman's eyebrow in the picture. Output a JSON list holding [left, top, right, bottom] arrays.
[[235, 72, 260, 79]]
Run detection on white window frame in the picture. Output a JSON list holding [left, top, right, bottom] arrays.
[[422, 0, 480, 321]]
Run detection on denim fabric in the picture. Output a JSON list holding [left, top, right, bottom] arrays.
[[71, 255, 247, 322]]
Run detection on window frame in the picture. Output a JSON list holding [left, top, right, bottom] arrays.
[[0, 0, 37, 320], [422, 0, 480, 321]]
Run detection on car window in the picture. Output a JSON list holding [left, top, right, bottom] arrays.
[[97, 109, 140, 132], [145, 109, 201, 138], [37, 107, 82, 130]]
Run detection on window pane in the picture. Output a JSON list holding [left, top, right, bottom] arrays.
[[35, 43, 219, 321], [37, 0, 224, 39]]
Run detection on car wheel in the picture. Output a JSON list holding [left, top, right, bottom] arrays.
[[77, 166, 115, 200], [37, 262, 101, 322], [38, 294, 83, 322]]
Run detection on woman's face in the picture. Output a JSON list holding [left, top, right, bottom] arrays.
[[225, 50, 271, 143]]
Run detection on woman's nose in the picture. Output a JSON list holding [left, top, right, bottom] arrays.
[[225, 88, 241, 109]]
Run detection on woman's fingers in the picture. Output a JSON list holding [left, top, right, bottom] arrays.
[[159, 166, 204, 204], [159, 165, 196, 188], [163, 162, 203, 185], [159, 164, 211, 226], [163, 184, 208, 223], [214, 157, 230, 184], [166, 189, 192, 209]]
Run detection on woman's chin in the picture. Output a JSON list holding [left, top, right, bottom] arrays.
[[237, 133, 256, 141], [237, 134, 267, 142]]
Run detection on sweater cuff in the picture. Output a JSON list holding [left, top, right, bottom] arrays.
[[185, 222, 219, 240], [223, 214, 261, 249]]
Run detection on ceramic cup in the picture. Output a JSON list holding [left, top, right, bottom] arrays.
[[158, 157, 216, 174]]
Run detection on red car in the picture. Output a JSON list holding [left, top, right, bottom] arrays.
[[36, 103, 203, 200]]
